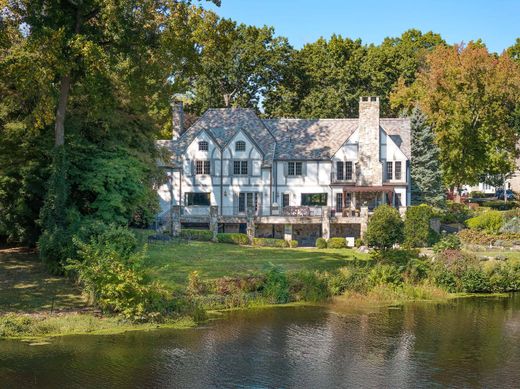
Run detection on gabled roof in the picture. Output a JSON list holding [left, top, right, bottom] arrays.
[[157, 108, 411, 167]]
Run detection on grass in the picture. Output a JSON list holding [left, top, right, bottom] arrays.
[[0, 248, 85, 313], [142, 240, 370, 289]]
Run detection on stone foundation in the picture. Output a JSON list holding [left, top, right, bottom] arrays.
[[292, 224, 322, 247], [255, 224, 284, 239], [330, 223, 361, 239]]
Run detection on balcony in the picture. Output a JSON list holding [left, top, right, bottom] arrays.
[[281, 206, 323, 217]]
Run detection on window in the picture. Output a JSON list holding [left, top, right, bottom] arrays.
[[301, 193, 327, 206], [345, 161, 353, 180], [233, 160, 248, 175], [288, 161, 303, 176], [336, 162, 344, 180], [336, 193, 343, 212], [198, 141, 208, 151], [386, 161, 393, 180], [185, 192, 210, 206], [238, 192, 259, 213], [395, 193, 402, 207], [195, 160, 210, 175], [235, 141, 246, 151], [282, 193, 290, 208], [395, 161, 402, 180]]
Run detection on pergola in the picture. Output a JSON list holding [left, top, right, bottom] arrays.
[[341, 186, 395, 215]]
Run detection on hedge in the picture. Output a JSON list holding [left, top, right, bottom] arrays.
[[253, 238, 289, 248], [316, 238, 327, 249], [327, 237, 347, 249], [289, 240, 299, 248], [216, 233, 250, 245], [180, 229, 213, 241], [466, 211, 503, 234], [458, 229, 520, 246]]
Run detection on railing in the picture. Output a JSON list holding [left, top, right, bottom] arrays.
[[172, 205, 325, 218], [330, 172, 355, 184], [219, 206, 265, 217], [181, 205, 210, 216], [281, 206, 323, 217]]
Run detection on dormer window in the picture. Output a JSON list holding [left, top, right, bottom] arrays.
[[198, 141, 208, 151], [235, 141, 246, 151]]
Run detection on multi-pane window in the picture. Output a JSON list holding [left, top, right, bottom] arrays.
[[288, 161, 303, 176], [238, 192, 259, 213], [336, 193, 343, 212], [185, 192, 210, 206], [395, 161, 402, 180], [198, 141, 208, 151], [395, 193, 402, 207], [233, 160, 248, 175], [386, 161, 393, 180], [235, 141, 246, 151], [345, 161, 353, 180], [301, 193, 327, 206], [336, 162, 344, 180], [195, 160, 210, 175]]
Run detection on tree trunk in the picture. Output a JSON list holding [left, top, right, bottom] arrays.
[[54, 74, 71, 146]]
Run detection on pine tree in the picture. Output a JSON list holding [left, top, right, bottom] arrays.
[[410, 107, 445, 206]]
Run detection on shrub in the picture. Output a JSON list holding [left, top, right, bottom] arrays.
[[289, 270, 330, 302], [431, 264, 457, 292], [328, 266, 370, 294], [252, 238, 289, 248], [315, 237, 327, 249], [404, 205, 434, 247], [500, 217, 520, 233], [216, 233, 249, 245], [403, 258, 430, 283], [432, 233, 461, 253], [440, 202, 473, 223], [466, 211, 504, 234], [262, 265, 290, 303], [289, 240, 299, 248], [458, 229, 520, 246], [327, 237, 347, 249], [365, 205, 404, 250], [488, 262, 520, 292], [186, 271, 206, 296], [469, 191, 487, 198], [368, 263, 402, 287], [460, 267, 491, 293], [66, 229, 171, 321], [484, 201, 518, 210], [354, 238, 364, 248], [373, 248, 421, 265], [180, 229, 213, 241]]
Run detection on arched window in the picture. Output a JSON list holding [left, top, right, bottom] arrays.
[[235, 141, 246, 151], [198, 141, 208, 151]]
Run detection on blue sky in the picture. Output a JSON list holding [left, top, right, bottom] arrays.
[[204, 0, 519, 53]]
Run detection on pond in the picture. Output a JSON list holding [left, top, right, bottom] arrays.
[[1, 294, 519, 388]]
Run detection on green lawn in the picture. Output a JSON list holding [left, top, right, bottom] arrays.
[[0, 248, 85, 313], [143, 241, 369, 289]]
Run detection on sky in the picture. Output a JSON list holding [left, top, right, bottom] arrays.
[[203, 0, 519, 53]]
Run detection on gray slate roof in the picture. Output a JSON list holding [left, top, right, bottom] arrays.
[[158, 109, 411, 167]]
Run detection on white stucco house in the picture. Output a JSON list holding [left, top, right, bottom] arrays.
[[157, 96, 411, 246]]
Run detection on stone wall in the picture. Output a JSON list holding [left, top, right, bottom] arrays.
[[255, 224, 284, 239], [330, 223, 361, 239], [293, 224, 322, 246], [357, 97, 382, 186]]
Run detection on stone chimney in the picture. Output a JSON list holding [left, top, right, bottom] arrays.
[[171, 101, 184, 140], [357, 96, 382, 186]]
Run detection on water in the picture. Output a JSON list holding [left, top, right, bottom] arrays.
[[1, 295, 520, 388]]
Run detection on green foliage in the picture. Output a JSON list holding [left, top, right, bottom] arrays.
[[262, 265, 290, 304], [466, 211, 504, 234], [216, 233, 250, 245], [66, 227, 171, 321], [404, 205, 435, 247], [460, 267, 491, 293], [458, 229, 520, 246], [354, 238, 364, 248], [289, 270, 330, 302], [439, 202, 473, 224], [327, 237, 347, 249], [481, 201, 519, 210], [289, 240, 299, 248], [253, 237, 289, 248], [365, 205, 404, 250], [500, 217, 520, 233], [432, 233, 461, 253], [368, 263, 403, 287], [409, 108, 445, 206], [315, 237, 328, 249], [180, 229, 213, 241]]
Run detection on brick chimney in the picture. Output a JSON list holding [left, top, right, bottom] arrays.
[[357, 96, 382, 186], [171, 101, 184, 140]]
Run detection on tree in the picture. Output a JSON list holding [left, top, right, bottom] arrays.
[[365, 205, 404, 250], [404, 205, 435, 248], [391, 42, 520, 188], [408, 107, 445, 206]]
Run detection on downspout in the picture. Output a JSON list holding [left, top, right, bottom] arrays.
[[220, 157, 224, 215]]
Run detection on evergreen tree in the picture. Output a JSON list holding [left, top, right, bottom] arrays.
[[409, 107, 445, 207]]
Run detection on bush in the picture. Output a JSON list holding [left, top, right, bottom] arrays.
[[289, 240, 299, 248], [180, 229, 213, 241], [365, 205, 404, 250], [316, 237, 327, 249], [368, 263, 402, 287], [354, 238, 364, 248], [327, 237, 347, 249], [262, 265, 290, 303], [470, 191, 487, 198], [252, 238, 289, 248], [500, 217, 520, 233], [458, 229, 520, 246], [460, 267, 491, 293], [488, 262, 520, 292], [484, 200, 518, 210], [327, 266, 370, 295], [216, 233, 249, 245], [466, 210, 504, 234], [432, 233, 461, 253], [289, 270, 330, 302], [66, 227, 171, 321], [440, 202, 473, 223], [404, 205, 434, 247]]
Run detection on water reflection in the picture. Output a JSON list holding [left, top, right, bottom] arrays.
[[1, 295, 519, 388]]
